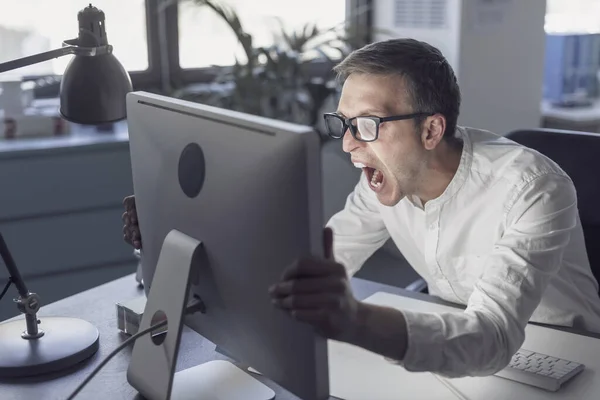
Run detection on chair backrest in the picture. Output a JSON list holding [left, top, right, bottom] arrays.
[[505, 128, 600, 288]]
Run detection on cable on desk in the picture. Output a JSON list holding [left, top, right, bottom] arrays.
[[66, 296, 206, 400], [431, 373, 469, 400], [65, 318, 167, 400]]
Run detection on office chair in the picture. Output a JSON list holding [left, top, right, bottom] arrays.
[[505, 128, 600, 292]]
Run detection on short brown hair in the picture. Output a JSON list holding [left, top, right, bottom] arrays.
[[334, 38, 461, 140]]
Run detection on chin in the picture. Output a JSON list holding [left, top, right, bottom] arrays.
[[376, 189, 403, 207]]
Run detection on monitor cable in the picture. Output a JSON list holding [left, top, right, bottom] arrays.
[[66, 297, 206, 400]]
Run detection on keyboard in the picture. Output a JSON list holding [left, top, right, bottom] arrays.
[[494, 349, 585, 392]]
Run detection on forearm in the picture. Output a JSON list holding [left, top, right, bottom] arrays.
[[398, 304, 516, 377], [346, 302, 409, 361], [346, 289, 520, 378]]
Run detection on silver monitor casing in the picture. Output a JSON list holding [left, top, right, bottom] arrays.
[[126, 91, 328, 400]]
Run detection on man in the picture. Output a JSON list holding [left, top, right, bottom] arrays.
[[123, 38, 600, 378]]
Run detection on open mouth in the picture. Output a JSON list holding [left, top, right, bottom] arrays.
[[354, 162, 385, 192], [365, 167, 384, 191]]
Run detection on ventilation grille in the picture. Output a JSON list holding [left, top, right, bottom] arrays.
[[394, 0, 447, 29]]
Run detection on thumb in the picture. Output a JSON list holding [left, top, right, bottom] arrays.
[[323, 227, 334, 260]]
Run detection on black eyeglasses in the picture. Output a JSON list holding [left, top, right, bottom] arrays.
[[323, 112, 434, 142]]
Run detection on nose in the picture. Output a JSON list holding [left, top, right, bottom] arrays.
[[342, 128, 361, 153]]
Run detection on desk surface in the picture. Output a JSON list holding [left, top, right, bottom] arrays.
[[331, 293, 600, 400], [1, 274, 598, 400], [0, 274, 440, 400]]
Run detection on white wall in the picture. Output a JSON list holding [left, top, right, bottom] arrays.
[[457, 0, 547, 134]]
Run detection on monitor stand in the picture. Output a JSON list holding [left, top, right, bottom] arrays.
[[127, 229, 275, 400]]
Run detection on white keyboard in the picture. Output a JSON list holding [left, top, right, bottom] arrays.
[[494, 349, 585, 392]]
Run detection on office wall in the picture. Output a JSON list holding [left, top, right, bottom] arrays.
[[458, 0, 547, 134], [0, 139, 136, 320]]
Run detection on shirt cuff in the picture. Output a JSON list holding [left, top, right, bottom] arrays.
[[387, 309, 446, 373]]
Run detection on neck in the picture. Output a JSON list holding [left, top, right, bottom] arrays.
[[416, 138, 463, 205]]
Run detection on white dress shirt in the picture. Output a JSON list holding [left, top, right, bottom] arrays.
[[327, 126, 600, 378]]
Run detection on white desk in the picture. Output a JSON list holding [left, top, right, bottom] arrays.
[[328, 292, 598, 400], [2, 275, 597, 399]]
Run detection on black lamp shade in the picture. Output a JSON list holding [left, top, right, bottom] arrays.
[[59, 52, 133, 125]]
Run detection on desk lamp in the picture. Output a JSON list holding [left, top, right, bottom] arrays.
[[0, 4, 132, 378], [0, 3, 133, 124]]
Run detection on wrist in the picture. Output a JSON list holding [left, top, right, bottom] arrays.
[[344, 300, 368, 345], [343, 301, 374, 347], [347, 301, 409, 361]]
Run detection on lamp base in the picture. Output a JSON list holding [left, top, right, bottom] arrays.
[[0, 316, 99, 379]]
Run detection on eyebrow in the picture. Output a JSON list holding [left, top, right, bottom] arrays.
[[336, 108, 389, 118]]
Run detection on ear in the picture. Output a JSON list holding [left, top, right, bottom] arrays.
[[420, 114, 446, 150]]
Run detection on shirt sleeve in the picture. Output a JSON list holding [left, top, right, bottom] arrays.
[[326, 175, 390, 277], [398, 173, 578, 377]]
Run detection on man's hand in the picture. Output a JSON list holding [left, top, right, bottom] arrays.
[[269, 227, 361, 341], [122, 195, 142, 250], [270, 227, 409, 361]]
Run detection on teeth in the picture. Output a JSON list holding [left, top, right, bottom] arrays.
[[353, 162, 365, 168], [371, 169, 382, 188]]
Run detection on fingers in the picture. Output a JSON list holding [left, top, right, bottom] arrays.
[[272, 293, 342, 310], [123, 229, 139, 247], [126, 207, 138, 224], [269, 277, 345, 297], [122, 205, 142, 249], [123, 196, 139, 223], [123, 225, 132, 245], [123, 234, 141, 250], [281, 258, 346, 281], [130, 228, 142, 248], [123, 195, 136, 210]]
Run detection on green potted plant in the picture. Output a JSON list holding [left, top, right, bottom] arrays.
[[171, 0, 375, 135]]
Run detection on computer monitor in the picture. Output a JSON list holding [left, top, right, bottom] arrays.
[[125, 91, 329, 400]]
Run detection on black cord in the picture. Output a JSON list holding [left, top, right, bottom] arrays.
[[0, 278, 12, 302], [65, 319, 168, 400], [65, 297, 205, 399]]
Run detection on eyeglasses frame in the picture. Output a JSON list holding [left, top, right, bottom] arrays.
[[323, 112, 435, 142]]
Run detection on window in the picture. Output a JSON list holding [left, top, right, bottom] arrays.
[[545, 0, 600, 33], [178, 0, 347, 69], [0, 0, 149, 80]]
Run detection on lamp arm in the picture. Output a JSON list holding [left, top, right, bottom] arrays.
[[0, 232, 28, 297], [0, 45, 77, 74], [0, 232, 42, 338]]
